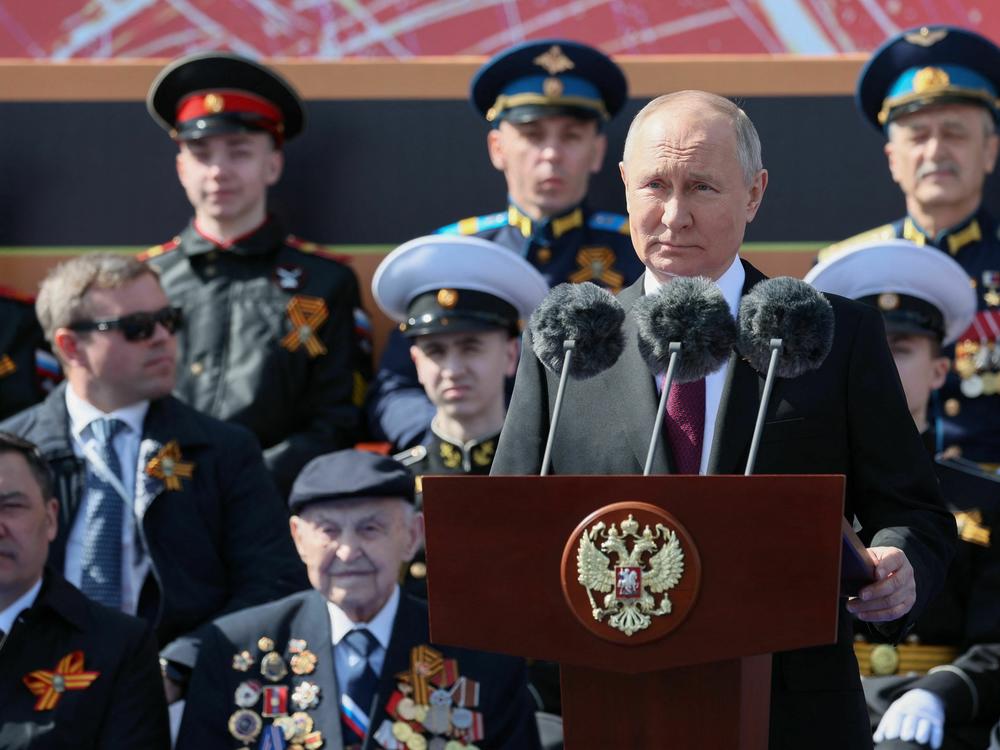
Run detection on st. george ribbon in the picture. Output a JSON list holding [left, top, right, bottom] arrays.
[[736, 277, 835, 475], [633, 277, 737, 475], [529, 282, 626, 476]]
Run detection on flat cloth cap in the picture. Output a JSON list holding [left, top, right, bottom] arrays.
[[289, 449, 415, 513]]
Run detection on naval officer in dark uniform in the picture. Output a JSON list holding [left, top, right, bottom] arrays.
[[371, 235, 548, 477], [818, 25, 1000, 466], [141, 52, 372, 497], [808, 239, 1000, 750], [367, 40, 642, 450]]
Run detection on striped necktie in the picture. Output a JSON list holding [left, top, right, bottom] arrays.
[[340, 628, 379, 742], [79, 417, 126, 609]]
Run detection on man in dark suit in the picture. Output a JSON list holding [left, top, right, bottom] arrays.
[[0, 254, 305, 706], [0, 431, 169, 749], [177, 449, 541, 750], [492, 90, 956, 749]]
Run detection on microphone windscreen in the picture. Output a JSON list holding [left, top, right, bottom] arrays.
[[529, 282, 626, 379], [737, 276, 835, 378], [633, 276, 737, 383]]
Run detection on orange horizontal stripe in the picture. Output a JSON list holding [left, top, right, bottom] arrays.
[[0, 56, 866, 102]]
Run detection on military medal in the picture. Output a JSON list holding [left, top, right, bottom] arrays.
[[260, 651, 288, 682], [407, 735, 428, 750], [396, 696, 417, 720], [273, 715, 298, 740], [982, 372, 998, 396], [228, 708, 264, 743], [233, 650, 254, 671], [288, 638, 308, 654], [301, 731, 323, 749], [290, 711, 315, 739], [291, 680, 321, 710], [262, 684, 289, 717], [235, 679, 263, 707], [392, 721, 414, 742], [962, 374, 985, 398], [450, 707, 473, 730], [290, 650, 317, 675], [258, 637, 275, 652]]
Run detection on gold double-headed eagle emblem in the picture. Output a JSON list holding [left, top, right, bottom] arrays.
[[576, 514, 685, 636]]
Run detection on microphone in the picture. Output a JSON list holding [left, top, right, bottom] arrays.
[[529, 282, 626, 475], [736, 276, 835, 475], [633, 276, 737, 475]]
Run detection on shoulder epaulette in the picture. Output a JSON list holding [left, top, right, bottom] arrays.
[[816, 224, 897, 263], [436, 212, 507, 236], [0, 285, 35, 305], [285, 235, 352, 264], [393, 445, 428, 467], [138, 237, 181, 262], [588, 211, 630, 235]]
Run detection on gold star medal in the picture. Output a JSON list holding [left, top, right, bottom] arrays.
[[144, 440, 195, 491]]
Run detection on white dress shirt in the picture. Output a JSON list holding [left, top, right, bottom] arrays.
[[643, 255, 745, 473], [64, 386, 151, 615], [0, 577, 42, 636], [328, 585, 401, 689]]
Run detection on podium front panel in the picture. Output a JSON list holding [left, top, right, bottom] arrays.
[[422, 474, 844, 674]]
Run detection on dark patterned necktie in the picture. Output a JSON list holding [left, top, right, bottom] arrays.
[[340, 628, 379, 742], [665, 378, 706, 474], [80, 417, 126, 609]]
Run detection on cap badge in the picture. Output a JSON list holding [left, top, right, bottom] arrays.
[[904, 27, 948, 47], [878, 293, 900, 311], [437, 289, 459, 309], [913, 67, 950, 95], [533, 44, 575, 75], [203, 93, 225, 113], [543, 76, 565, 98]]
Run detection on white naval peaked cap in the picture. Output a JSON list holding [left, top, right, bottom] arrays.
[[804, 238, 976, 346], [372, 234, 550, 326]]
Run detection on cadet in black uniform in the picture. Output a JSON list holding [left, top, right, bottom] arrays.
[[0, 288, 60, 421], [818, 25, 1000, 466], [142, 53, 371, 497], [368, 39, 642, 449], [808, 239, 1000, 750]]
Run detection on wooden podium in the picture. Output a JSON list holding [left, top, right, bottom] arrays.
[[421, 474, 846, 750]]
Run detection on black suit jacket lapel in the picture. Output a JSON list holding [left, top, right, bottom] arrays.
[[291, 591, 342, 747], [707, 260, 773, 475], [612, 279, 674, 474]]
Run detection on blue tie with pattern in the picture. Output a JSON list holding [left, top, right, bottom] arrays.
[[80, 417, 126, 610], [340, 628, 379, 742]]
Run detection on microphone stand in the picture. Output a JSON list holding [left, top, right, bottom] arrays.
[[744, 338, 783, 475], [540, 340, 574, 476], [643, 342, 681, 476]]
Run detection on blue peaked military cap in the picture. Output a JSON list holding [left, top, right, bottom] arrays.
[[471, 39, 627, 126], [289, 449, 415, 513], [857, 25, 1000, 131]]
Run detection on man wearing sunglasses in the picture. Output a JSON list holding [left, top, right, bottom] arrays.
[[0, 253, 306, 710], [141, 52, 372, 498]]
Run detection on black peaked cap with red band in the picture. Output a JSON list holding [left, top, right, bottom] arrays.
[[147, 51, 304, 145]]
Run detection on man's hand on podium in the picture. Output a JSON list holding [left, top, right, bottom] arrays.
[[845, 546, 915, 622]]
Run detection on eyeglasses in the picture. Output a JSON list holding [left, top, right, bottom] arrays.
[[69, 306, 183, 342]]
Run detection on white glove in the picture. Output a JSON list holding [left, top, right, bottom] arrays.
[[873, 688, 945, 748]]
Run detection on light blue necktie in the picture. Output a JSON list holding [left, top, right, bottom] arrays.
[[79, 417, 126, 609]]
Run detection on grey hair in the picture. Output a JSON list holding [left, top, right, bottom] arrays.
[[36, 253, 159, 346], [622, 90, 763, 185]]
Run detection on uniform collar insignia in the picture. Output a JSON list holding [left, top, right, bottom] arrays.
[[903, 215, 982, 255], [507, 202, 584, 239]]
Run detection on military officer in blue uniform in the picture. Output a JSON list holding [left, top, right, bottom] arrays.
[[142, 53, 371, 497], [808, 240, 1000, 750], [818, 25, 1000, 465], [368, 40, 642, 449]]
